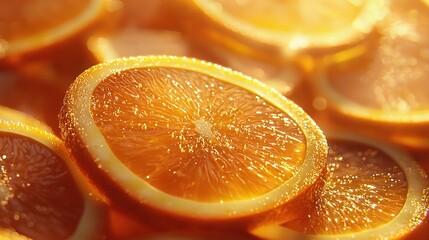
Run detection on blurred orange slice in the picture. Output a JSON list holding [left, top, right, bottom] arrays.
[[87, 28, 301, 96], [190, 0, 387, 54], [0, 0, 105, 58], [0, 108, 105, 239], [87, 29, 217, 62], [252, 132, 429, 239], [59, 55, 327, 230], [314, 0, 429, 150]]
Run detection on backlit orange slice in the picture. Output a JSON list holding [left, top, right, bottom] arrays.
[[190, 0, 387, 54], [252, 132, 429, 239], [314, 0, 429, 150], [0, 108, 105, 239], [0, 0, 105, 58], [59, 55, 327, 230]]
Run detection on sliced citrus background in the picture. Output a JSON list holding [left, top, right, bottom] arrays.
[[190, 0, 387, 53], [313, 0, 429, 150], [0, 0, 105, 58], [0, 69, 67, 134], [59, 55, 327, 229], [252, 132, 429, 239], [205, 45, 301, 96], [0, 108, 105, 239], [87, 29, 218, 63], [87, 28, 301, 96], [316, 0, 429, 123]]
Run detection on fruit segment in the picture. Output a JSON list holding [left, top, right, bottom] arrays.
[[252, 133, 429, 239]]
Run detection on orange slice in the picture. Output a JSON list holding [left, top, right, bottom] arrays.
[[252, 132, 429, 239], [0, 0, 105, 58], [59, 55, 327, 230], [189, 0, 387, 54], [0, 108, 105, 239], [314, 0, 429, 150]]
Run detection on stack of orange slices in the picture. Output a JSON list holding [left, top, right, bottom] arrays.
[[0, 106, 105, 239], [59, 55, 327, 230], [1, 0, 429, 238], [55, 55, 428, 238]]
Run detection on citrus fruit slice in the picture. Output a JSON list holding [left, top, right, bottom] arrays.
[[0, 109, 105, 239], [252, 132, 429, 239], [0, 0, 105, 58], [59, 55, 327, 230], [314, 0, 429, 150], [190, 0, 387, 54]]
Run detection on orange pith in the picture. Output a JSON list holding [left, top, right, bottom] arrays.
[[288, 139, 407, 234], [91, 67, 306, 202], [0, 132, 84, 239]]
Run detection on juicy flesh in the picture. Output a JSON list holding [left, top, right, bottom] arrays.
[[205, 0, 360, 33], [0, 0, 90, 41], [0, 132, 84, 239], [91, 67, 306, 202], [284, 139, 407, 234]]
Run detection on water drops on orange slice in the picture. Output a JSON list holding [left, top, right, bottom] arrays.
[[252, 132, 429, 239], [189, 0, 387, 55], [0, 106, 52, 133], [59, 55, 327, 230], [0, 0, 106, 58], [0, 109, 106, 239]]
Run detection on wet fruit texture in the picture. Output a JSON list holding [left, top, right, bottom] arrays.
[[0, 132, 84, 239], [294, 139, 408, 234], [253, 133, 429, 239], [91, 67, 306, 202]]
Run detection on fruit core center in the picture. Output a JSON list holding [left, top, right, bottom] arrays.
[[193, 119, 215, 138]]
